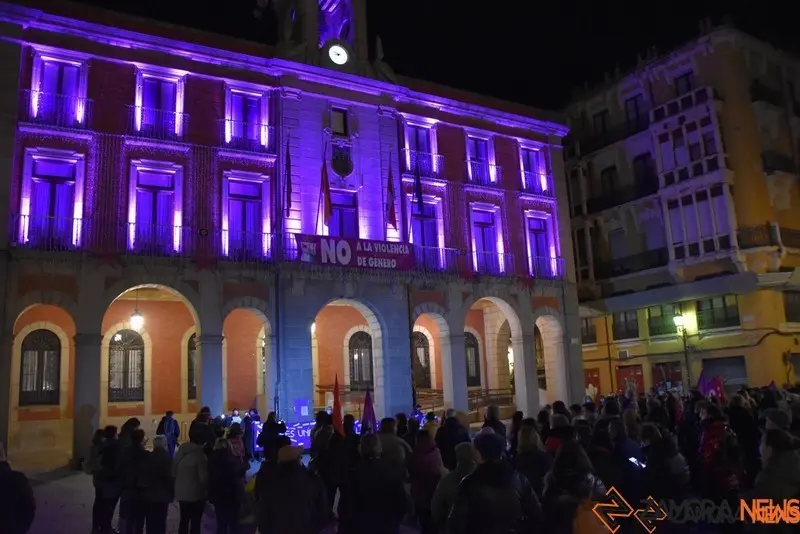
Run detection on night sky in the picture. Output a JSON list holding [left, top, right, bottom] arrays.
[[69, 0, 796, 109]]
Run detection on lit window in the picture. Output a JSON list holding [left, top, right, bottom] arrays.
[[19, 329, 60, 406], [28, 50, 88, 127], [348, 331, 373, 391], [464, 332, 481, 387], [331, 109, 348, 136], [108, 329, 145, 403], [329, 191, 358, 238], [222, 171, 270, 259], [128, 160, 184, 254]]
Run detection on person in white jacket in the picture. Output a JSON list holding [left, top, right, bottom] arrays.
[[173, 428, 208, 534]]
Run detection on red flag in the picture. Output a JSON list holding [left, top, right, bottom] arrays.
[[284, 139, 292, 218], [321, 142, 333, 226], [332, 374, 344, 437], [386, 159, 397, 229], [714, 376, 726, 400]]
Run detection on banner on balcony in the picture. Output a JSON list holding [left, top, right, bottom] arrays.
[[294, 234, 416, 270]]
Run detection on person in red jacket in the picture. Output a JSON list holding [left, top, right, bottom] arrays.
[[695, 401, 742, 499]]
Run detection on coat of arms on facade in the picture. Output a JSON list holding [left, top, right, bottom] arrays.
[[331, 142, 354, 178]]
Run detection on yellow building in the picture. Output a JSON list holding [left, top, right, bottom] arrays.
[[564, 24, 800, 397]]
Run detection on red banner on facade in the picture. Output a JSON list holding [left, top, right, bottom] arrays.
[[294, 234, 416, 270]]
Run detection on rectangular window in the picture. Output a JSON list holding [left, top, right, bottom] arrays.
[[38, 60, 80, 125], [472, 209, 499, 274], [467, 137, 491, 185], [625, 95, 645, 126], [227, 180, 263, 258], [675, 72, 695, 96], [581, 318, 597, 344], [568, 169, 581, 210], [612, 310, 639, 340], [600, 166, 618, 195], [331, 109, 348, 136], [608, 228, 627, 260], [632, 153, 655, 185], [329, 191, 358, 238], [528, 217, 551, 277], [407, 125, 433, 176], [647, 304, 679, 336], [411, 201, 439, 269], [593, 110, 609, 134], [696, 295, 740, 330], [784, 292, 800, 323], [521, 148, 549, 194], [27, 158, 76, 248], [230, 92, 261, 142], [134, 171, 175, 253], [141, 77, 178, 133], [667, 185, 730, 260], [575, 228, 588, 267]]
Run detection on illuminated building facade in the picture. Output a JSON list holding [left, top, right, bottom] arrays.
[[0, 0, 581, 470], [566, 24, 800, 397]]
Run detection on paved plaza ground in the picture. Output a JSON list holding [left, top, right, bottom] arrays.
[[27, 465, 420, 534]]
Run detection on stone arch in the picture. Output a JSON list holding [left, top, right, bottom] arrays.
[[412, 302, 449, 323], [412, 324, 437, 389], [100, 320, 154, 425], [221, 301, 272, 415], [342, 324, 371, 389], [99, 279, 204, 334], [9, 291, 78, 333], [533, 309, 568, 404], [220, 296, 271, 330]]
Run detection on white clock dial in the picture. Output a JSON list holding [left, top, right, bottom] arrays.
[[328, 45, 348, 66]]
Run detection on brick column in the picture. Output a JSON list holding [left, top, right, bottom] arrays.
[[199, 335, 224, 415]]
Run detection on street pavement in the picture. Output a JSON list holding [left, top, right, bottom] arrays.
[[27, 464, 420, 534]]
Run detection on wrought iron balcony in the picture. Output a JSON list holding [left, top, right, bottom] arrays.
[[780, 227, 800, 249], [522, 171, 555, 197], [750, 80, 785, 108], [762, 151, 796, 175], [696, 309, 740, 331], [219, 229, 275, 262], [594, 248, 669, 279], [651, 86, 720, 123], [530, 256, 564, 279], [9, 214, 83, 252], [472, 251, 515, 276], [125, 223, 195, 259], [401, 149, 444, 178], [578, 115, 650, 155], [661, 153, 725, 188], [20, 90, 93, 129], [585, 177, 658, 214], [127, 106, 188, 141], [467, 160, 503, 186], [414, 245, 459, 274], [737, 224, 779, 249], [217, 120, 276, 153]]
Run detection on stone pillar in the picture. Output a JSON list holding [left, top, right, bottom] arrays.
[[0, 332, 12, 452], [263, 334, 277, 415], [443, 333, 469, 412], [482, 306, 507, 390], [72, 333, 102, 467], [199, 335, 224, 415], [512, 334, 540, 416]]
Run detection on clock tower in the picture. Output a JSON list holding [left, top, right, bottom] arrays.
[[271, 0, 369, 74]]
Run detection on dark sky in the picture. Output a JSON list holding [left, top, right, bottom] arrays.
[[69, 0, 796, 109]]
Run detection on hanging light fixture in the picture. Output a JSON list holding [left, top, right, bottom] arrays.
[[130, 288, 144, 331]]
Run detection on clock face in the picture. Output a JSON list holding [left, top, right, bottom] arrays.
[[328, 45, 349, 66]]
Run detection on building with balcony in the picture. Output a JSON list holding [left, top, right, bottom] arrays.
[[0, 0, 581, 469], [565, 23, 800, 398]]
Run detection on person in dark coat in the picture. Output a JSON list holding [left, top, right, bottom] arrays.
[[189, 407, 218, 454], [117, 428, 148, 534], [208, 438, 246, 534], [640, 423, 689, 501], [140, 435, 174, 534], [727, 394, 761, 486], [156, 410, 181, 457], [255, 439, 328, 534], [256, 411, 286, 463], [434, 409, 471, 471], [448, 432, 542, 534], [0, 443, 36, 534], [337, 433, 407, 534], [409, 430, 444, 534], [507, 411, 524, 459], [512, 426, 552, 498], [242, 408, 261, 461], [482, 405, 507, 439], [96, 425, 121, 534], [84, 428, 106, 534]]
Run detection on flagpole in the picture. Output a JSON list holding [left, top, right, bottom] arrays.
[[380, 147, 387, 241], [315, 142, 325, 235], [399, 155, 409, 242]]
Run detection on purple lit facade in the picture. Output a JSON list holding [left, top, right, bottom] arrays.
[[0, 0, 585, 471]]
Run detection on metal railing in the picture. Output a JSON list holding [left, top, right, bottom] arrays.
[[530, 256, 565, 279], [217, 120, 276, 153], [696, 309, 740, 331], [401, 149, 444, 178], [648, 317, 677, 336], [125, 223, 195, 259], [218, 230, 276, 263], [578, 115, 650, 154], [522, 171, 555, 197], [414, 245, 459, 274], [127, 106, 189, 141], [472, 251, 515, 276], [20, 90, 94, 129], [468, 388, 515, 412], [738, 224, 779, 249], [467, 160, 503, 186], [9, 215, 83, 252], [594, 248, 669, 279], [585, 176, 658, 213]]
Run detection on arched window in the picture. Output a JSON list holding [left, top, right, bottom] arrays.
[[535, 326, 547, 390], [348, 331, 373, 391], [19, 329, 60, 406], [464, 332, 481, 387], [109, 329, 145, 402], [412, 331, 432, 389], [187, 333, 197, 400]]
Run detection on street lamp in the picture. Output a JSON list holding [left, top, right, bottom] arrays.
[[673, 314, 691, 391], [130, 309, 144, 332]]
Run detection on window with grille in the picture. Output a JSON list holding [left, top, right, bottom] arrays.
[[535, 326, 546, 390], [348, 331, 373, 391], [581, 318, 597, 344], [612, 310, 639, 340], [412, 331, 432, 389], [696, 295, 739, 330], [108, 329, 145, 402], [187, 333, 197, 400], [647, 304, 680, 336], [464, 332, 481, 387], [19, 329, 60, 406]]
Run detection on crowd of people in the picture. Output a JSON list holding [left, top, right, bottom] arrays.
[[2, 385, 800, 534]]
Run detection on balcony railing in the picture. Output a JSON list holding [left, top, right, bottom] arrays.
[[401, 149, 443, 178], [612, 324, 639, 341], [467, 160, 502, 186], [522, 171, 555, 197], [594, 248, 669, 279], [20, 90, 93, 129], [219, 230, 275, 262], [762, 151, 796, 175], [10, 215, 83, 252], [737, 224, 779, 249], [585, 177, 658, 214], [217, 120, 276, 153], [530, 256, 565, 279], [696, 309, 740, 331], [127, 106, 188, 141], [648, 317, 677, 337], [661, 153, 725, 188], [750, 80, 785, 108], [125, 223, 195, 259], [578, 115, 650, 154], [651, 86, 720, 123], [473, 251, 515, 276], [780, 227, 800, 249], [414, 245, 459, 274]]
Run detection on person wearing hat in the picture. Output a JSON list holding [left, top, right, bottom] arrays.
[[431, 442, 478, 528], [447, 432, 541, 534]]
